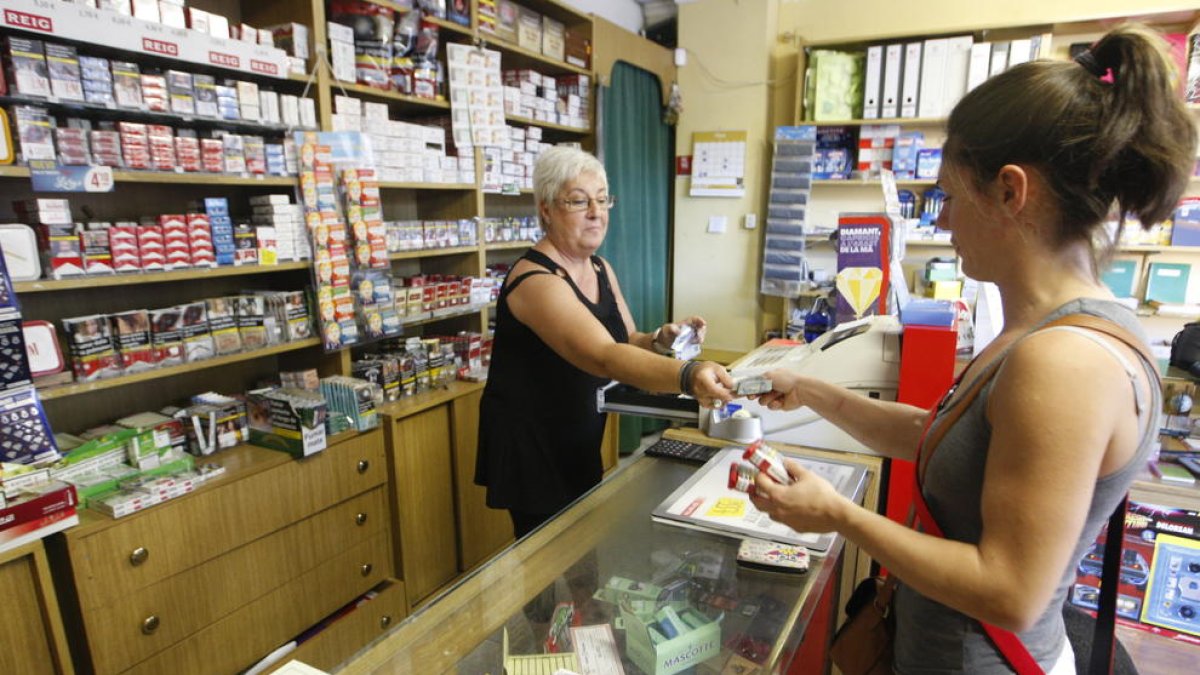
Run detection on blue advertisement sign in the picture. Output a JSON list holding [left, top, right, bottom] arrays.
[[28, 161, 115, 193]]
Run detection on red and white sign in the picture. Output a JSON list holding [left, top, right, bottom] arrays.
[[142, 37, 180, 57], [2, 0, 288, 80], [3, 8, 52, 32]]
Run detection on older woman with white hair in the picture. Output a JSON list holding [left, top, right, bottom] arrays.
[[476, 146, 733, 537]]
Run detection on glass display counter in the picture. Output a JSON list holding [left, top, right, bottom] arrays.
[[337, 452, 866, 674]]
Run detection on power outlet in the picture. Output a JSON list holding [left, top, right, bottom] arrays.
[[744, 214, 757, 229]]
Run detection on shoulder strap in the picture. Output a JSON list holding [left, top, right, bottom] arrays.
[[910, 312, 1154, 675]]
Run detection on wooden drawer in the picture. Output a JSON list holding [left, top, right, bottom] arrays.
[[0, 541, 73, 675], [272, 579, 407, 673], [68, 430, 385, 609], [83, 488, 389, 675], [123, 532, 391, 675]]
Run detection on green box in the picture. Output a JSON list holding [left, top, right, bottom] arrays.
[[621, 605, 723, 675]]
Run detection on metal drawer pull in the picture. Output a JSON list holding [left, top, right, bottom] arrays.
[[130, 547, 149, 566], [380, 615, 392, 629], [357, 459, 370, 473], [360, 563, 373, 577], [355, 512, 368, 526], [142, 616, 160, 635]]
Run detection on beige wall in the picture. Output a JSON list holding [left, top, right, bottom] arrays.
[[674, 0, 1200, 355]]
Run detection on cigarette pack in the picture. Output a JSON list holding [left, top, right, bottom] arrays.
[[12, 105, 55, 162], [3, 37, 49, 98], [110, 61, 143, 109], [179, 301, 214, 362], [205, 297, 241, 355], [62, 314, 122, 381], [45, 43, 84, 102], [149, 306, 184, 365], [109, 309, 156, 372]]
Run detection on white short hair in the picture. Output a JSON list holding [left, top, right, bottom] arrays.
[[533, 146, 608, 210]]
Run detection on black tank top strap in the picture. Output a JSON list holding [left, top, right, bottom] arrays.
[[521, 248, 562, 273], [503, 269, 555, 296]]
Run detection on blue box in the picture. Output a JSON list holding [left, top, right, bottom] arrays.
[[900, 299, 956, 327], [1171, 200, 1200, 247], [916, 148, 942, 180]]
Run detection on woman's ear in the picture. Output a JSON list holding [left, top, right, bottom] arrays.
[[995, 164, 1029, 215], [538, 200, 552, 229]]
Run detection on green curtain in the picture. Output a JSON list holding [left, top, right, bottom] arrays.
[[599, 62, 671, 453]]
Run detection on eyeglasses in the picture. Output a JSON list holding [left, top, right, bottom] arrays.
[[557, 195, 616, 212]]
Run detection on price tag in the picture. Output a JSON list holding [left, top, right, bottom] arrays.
[[28, 162, 115, 193]]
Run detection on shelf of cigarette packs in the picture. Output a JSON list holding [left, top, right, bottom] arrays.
[[350, 330, 489, 405], [0, 34, 321, 180], [0, 0, 310, 83], [325, 2, 454, 115]]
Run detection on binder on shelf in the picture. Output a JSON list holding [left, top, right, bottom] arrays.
[[1030, 32, 1055, 59], [862, 45, 884, 120], [1007, 38, 1033, 68], [881, 43, 904, 119], [989, 41, 1011, 78], [1144, 262, 1191, 304], [1100, 259, 1138, 299], [917, 38, 947, 119], [940, 36, 974, 117], [966, 42, 992, 92], [900, 42, 922, 118]]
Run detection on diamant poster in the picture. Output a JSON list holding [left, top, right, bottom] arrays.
[[835, 213, 891, 323]]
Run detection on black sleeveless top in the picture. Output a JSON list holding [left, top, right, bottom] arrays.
[[475, 249, 630, 514]]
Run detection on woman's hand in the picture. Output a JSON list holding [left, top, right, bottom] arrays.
[[749, 457, 848, 534], [753, 368, 811, 411], [655, 316, 708, 350], [691, 361, 735, 409]]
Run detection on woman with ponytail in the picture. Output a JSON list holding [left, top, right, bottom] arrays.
[[749, 24, 1195, 673]]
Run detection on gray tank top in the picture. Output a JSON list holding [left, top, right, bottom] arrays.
[[893, 298, 1160, 673]]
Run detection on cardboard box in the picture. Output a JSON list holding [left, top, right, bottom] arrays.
[[246, 387, 327, 458], [620, 604, 723, 675]]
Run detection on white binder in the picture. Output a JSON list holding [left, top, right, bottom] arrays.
[[989, 41, 1010, 78], [880, 43, 903, 119], [917, 38, 947, 119], [862, 45, 884, 119], [940, 35, 974, 116], [900, 41, 922, 118], [966, 42, 992, 92]]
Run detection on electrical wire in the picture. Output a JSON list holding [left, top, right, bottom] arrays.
[[682, 47, 798, 90]]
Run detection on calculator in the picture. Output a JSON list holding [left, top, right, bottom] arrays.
[[644, 438, 721, 464]]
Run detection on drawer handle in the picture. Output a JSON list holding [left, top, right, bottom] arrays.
[[357, 459, 370, 474], [130, 547, 149, 566], [360, 563, 373, 577], [142, 616, 160, 635], [380, 615, 392, 629], [356, 512, 368, 526]]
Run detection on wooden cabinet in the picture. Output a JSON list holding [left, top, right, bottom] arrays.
[[451, 388, 515, 571], [0, 541, 73, 675], [48, 430, 392, 674], [385, 402, 460, 608], [380, 382, 520, 608]]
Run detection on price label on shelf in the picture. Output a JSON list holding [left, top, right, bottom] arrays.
[[28, 161, 115, 193]]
